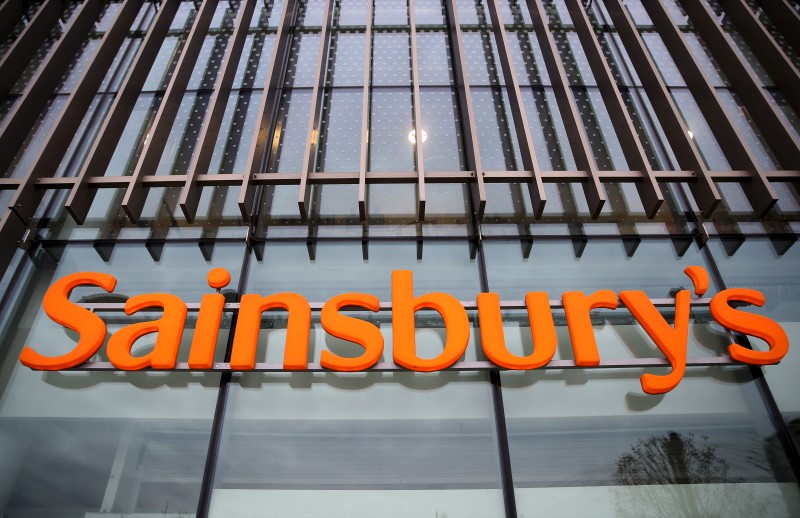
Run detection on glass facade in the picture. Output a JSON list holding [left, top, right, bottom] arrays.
[[0, 0, 799, 516]]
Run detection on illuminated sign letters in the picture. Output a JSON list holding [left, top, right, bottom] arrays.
[[19, 266, 789, 395]]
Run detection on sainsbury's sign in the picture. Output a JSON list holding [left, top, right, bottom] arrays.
[[19, 266, 788, 395]]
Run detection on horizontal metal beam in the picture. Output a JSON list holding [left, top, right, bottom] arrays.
[[0, 0, 64, 100], [81, 297, 713, 312], [70, 356, 738, 372], [65, 0, 181, 224]]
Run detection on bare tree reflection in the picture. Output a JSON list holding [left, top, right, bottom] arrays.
[[613, 432, 762, 518]]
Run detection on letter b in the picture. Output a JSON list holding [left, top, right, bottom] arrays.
[[391, 270, 469, 371]]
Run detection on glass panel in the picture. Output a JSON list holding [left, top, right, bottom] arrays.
[[419, 87, 465, 171], [369, 88, 414, 171], [374, 0, 409, 26], [709, 238, 800, 451], [502, 367, 800, 517], [328, 32, 366, 87], [0, 243, 245, 516], [372, 32, 411, 86], [208, 371, 505, 517], [471, 86, 522, 170], [417, 32, 453, 86], [317, 89, 363, 172], [267, 90, 313, 173]]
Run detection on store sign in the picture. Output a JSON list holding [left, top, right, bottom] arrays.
[[19, 267, 788, 395]]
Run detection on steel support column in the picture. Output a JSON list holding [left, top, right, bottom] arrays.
[[357, 0, 374, 221], [237, 0, 298, 221]]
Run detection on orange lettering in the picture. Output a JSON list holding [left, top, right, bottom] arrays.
[[562, 290, 618, 366], [20, 272, 117, 370], [229, 293, 311, 370], [710, 288, 788, 365], [620, 290, 690, 394], [478, 292, 556, 369], [392, 270, 469, 371], [106, 294, 187, 370], [188, 268, 231, 369], [320, 293, 383, 371]]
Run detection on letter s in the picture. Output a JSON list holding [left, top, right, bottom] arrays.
[[710, 288, 789, 365], [20, 272, 117, 370]]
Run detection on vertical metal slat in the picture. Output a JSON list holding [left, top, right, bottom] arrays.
[[0, 0, 25, 41], [0, 0, 64, 100], [759, 0, 800, 54], [486, 0, 546, 218], [9, 0, 144, 223], [643, 0, 777, 216], [524, 0, 605, 218], [409, 0, 426, 220], [179, 0, 258, 222], [297, 0, 336, 220], [237, 0, 298, 221], [0, 0, 103, 177], [718, 0, 800, 116], [604, 0, 720, 217], [121, 0, 221, 223], [679, 0, 800, 170], [357, 0, 374, 221], [565, 0, 663, 218], [444, 0, 487, 219], [65, 0, 181, 224]]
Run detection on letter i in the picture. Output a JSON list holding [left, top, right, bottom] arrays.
[[188, 268, 231, 369]]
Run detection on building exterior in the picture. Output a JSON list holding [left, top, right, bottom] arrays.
[[0, 0, 799, 516]]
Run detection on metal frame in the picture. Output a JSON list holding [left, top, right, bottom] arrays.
[[237, 0, 298, 221], [179, 0, 259, 222], [357, 0, 374, 221], [757, 0, 800, 55], [486, 0, 545, 218], [0, 0, 64, 100], [65, 0, 182, 224], [0, 0, 104, 177], [297, 0, 336, 220], [10, 0, 144, 223], [679, 0, 800, 171], [717, 0, 800, 116], [603, 0, 721, 217], [641, 0, 777, 216], [121, 0, 221, 222], [524, 0, 605, 218]]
